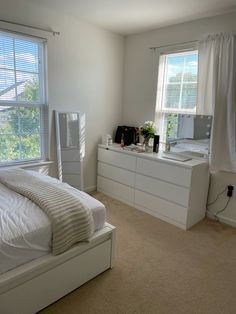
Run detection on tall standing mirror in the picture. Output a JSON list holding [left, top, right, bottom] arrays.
[[55, 111, 84, 191]]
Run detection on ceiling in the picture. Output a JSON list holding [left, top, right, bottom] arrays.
[[29, 0, 236, 35]]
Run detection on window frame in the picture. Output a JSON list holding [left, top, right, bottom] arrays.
[[0, 30, 48, 166], [155, 43, 198, 142]]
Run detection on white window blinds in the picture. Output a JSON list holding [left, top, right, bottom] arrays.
[[0, 31, 47, 164]]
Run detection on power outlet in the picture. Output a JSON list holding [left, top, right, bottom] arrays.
[[227, 185, 234, 197]]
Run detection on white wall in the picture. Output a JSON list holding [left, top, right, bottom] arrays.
[[0, 0, 124, 191], [1, 1, 235, 227], [123, 12, 236, 226]]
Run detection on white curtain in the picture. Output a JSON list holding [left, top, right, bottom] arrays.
[[197, 33, 236, 172]]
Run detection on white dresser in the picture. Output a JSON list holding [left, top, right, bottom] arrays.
[[97, 144, 209, 230]]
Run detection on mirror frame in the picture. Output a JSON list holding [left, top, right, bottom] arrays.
[[55, 110, 84, 191]]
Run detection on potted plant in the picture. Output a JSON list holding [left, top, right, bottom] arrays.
[[139, 121, 156, 146]]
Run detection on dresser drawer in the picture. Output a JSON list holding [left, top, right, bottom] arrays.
[[136, 157, 192, 187], [135, 190, 187, 225], [97, 176, 135, 205], [98, 148, 136, 171], [98, 162, 135, 187], [135, 174, 190, 207]]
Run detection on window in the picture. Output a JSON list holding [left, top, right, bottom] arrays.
[[156, 47, 198, 141], [0, 31, 47, 164]]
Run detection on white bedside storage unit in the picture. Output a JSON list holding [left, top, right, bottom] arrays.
[[97, 144, 209, 230]]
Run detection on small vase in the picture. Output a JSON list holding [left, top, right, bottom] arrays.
[[143, 138, 149, 146], [143, 139, 148, 152], [144, 144, 153, 153]]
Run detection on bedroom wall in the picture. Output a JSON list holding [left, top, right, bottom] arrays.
[[122, 11, 236, 227], [0, 0, 124, 191]]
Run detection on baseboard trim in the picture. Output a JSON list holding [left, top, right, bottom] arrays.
[[84, 185, 97, 193], [216, 215, 236, 228], [206, 211, 236, 228]]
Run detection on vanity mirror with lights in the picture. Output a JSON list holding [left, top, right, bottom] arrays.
[[55, 111, 84, 190], [163, 114, 212, 157]]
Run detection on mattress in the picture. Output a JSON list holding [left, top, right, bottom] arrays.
[[0, 171, 106, 275]]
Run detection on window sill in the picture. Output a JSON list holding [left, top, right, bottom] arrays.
[[0, 160, 54, 169]]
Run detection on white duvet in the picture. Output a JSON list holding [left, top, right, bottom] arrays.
[[0, 171, 106, 275]]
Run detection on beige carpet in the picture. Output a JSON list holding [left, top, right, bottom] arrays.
[[40, 192, 236, 314]]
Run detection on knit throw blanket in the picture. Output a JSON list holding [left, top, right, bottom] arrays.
[[0, 168, 94, 255]]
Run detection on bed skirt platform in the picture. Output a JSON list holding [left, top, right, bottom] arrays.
[[0, 223, 116, 314]]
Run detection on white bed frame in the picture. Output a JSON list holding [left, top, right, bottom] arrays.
[[0, 223, 115, 314]]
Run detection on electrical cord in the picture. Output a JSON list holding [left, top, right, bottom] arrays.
[[214, 197, 231, 219], [207, 187, 231, 220], [207, 187, 228, 206]]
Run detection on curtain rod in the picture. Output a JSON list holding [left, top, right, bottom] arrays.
[[0, 18, 60, 36], [149, 40, 197, 50]]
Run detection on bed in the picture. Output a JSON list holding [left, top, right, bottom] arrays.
[[0, 170, 116, 314]]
